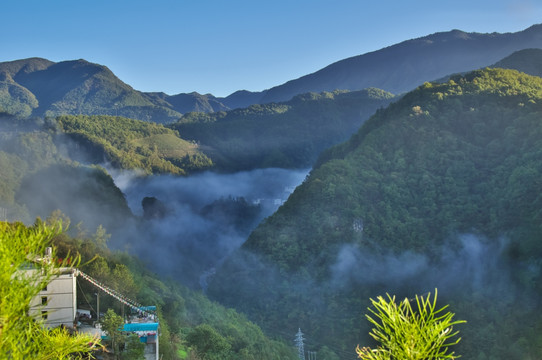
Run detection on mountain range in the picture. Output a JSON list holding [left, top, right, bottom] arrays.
[[253, 24, 542, 103], [0, 58, 226, 123], [1, 24, 542, 122]]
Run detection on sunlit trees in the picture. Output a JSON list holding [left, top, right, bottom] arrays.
[[0, 221, 100, 359], [186, 324, 232, 360], [101, 309, 125, 359], [356, 290, 465, 360]]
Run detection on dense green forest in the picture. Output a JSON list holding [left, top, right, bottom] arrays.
[[0, 123, 137, 230], [0, 126, 65, 221], [56, 114, 213, 174], [209, 68, 542, 359], [0, 58, 184, 123], [171, 89, 395, 170]]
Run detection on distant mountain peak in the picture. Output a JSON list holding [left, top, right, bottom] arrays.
[[258, 24, 542, 103]]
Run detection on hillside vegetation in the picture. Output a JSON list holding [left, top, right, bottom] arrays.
[[492, 48, 542, 77], [3, 218, 297, 360], [0, 128, 66, 221], [56, 115, 213, 175], [209, 68, 542, 359], [172, 89, 395, 170], [0, 58, 231, 123]]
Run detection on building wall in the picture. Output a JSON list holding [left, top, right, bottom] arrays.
[[29, 268, 77, 328]]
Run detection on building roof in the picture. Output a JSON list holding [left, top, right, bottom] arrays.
[[122, 322, 159, 332]]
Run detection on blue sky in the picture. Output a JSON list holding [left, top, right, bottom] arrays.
[[2, 0, 541, 97]]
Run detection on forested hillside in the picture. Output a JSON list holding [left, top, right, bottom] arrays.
[[492, 48, 542, 77], [0, 116, 136, 230], [0, 127, 62, 220], [209, 68, 542, 359], [171, 89, 395, 170], [55, 115, 213, 174], [0, 58, 232, 122]]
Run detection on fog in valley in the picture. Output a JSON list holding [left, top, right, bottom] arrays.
[[110, 168, 310, 288]]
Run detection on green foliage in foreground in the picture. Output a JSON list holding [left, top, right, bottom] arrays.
[[56, 114, 212, 174], [172, 88, 395, 170], [357, 290, 464, 360], [0, 221, 100, 359]]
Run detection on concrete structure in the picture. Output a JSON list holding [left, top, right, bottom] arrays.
[[29, 268, 77, 328], [28, 255, 159, 360], [123, 322, 159, 360]]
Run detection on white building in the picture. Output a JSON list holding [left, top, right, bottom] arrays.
[[29, 267, 78, 328]]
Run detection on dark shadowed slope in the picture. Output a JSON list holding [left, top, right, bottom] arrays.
[[492, 48, 542, 77], [172, 88, 395, 170]]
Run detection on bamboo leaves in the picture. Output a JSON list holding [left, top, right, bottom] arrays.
[[357, 290, 465, 360]]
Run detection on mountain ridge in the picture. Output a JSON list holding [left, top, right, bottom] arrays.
[[2, 24, 542, 118], [256, 23, 542, 103]]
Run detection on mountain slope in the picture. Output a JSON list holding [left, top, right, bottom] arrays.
[[162, 92, 229, 113], [3, 24, 542, 117], [254, 24, 542, 104], [0, 58, 232, 122], [55, 114, 213, 175], [0, 71, 38, 117], [209, 68, 542, 359], [171, 88, 395, 170], [0, 58, 183, 123], [492, 48, 542, 77]]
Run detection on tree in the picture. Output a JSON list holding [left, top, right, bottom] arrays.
[[185, 324, 232, 360], [101, 308, 125, 359], [122, 333, 145, 360], [0, 220, 100, 359], [356, 290, 465, 360]]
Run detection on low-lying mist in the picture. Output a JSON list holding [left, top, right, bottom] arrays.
[[110, 168, 310, 288]]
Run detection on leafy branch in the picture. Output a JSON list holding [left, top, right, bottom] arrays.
[[357, 289, 465, 360]]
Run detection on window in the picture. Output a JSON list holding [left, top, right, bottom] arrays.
[[41, 311, 47, 320], [41, 296, 47, 305]]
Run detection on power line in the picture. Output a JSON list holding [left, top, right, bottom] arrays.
[[76, 270, 152, 317]]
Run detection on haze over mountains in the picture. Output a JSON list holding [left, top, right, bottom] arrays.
[[2, 24, 542, 123]]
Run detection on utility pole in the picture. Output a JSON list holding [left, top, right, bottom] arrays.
[[294, 328, 305, 360], [95, 292, 100, 321]]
